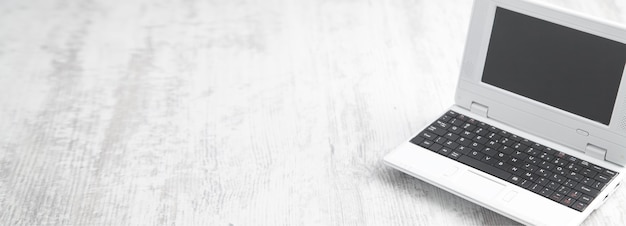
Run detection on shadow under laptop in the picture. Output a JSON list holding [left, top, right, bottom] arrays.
[[377, 166, 522, 225]]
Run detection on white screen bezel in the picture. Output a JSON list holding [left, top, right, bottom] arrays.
[[455, 0, 626, 165]]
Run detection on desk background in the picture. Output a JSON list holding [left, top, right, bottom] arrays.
[[1, 0, 625, 225]]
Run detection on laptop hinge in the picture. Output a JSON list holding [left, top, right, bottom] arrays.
[[585, 143, 607, 161], [470, 102, 489, 118]]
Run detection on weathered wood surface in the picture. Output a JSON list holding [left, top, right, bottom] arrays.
[[0, 0, 625, 225]]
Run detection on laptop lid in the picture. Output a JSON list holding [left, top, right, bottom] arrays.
[[455, 0, 626, 166]]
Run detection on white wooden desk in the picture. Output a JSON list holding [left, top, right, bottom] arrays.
[[1, 0, 625, 225]]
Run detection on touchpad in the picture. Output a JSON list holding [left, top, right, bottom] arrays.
[[456, 170, 505, 200]]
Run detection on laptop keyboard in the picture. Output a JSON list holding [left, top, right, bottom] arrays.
[[410, 110, 618, 212]]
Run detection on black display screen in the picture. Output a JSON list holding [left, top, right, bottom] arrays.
[[482, 7, 626, 125]]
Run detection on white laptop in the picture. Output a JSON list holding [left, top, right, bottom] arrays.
[[383, 0, 626, 225]]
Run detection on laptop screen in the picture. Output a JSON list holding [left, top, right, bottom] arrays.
[[482, 7, 626, 125]]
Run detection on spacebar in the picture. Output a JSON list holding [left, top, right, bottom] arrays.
[[457, 156, 511, 180]]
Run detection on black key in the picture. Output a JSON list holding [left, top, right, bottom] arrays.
[[604, 169, 617, 177], [481, 155, 497, 165], [579, 194, 593, 204], [450, 118, 464, 127], [595, 174, 611, 183], [508, 157, 523, 167], [482, 147, 497, 157], [553, 158, 568, 167], [560, 197, 575, 207], [524, 147, 539, 157], [526, 155, 539, 165], [550, 174, 566, 184], [547, 181, 559, 190], [498, 130, 511, 138], [498, 145, 514, 155], [567, 171, 583, 181], [485, 140, 501, 149], [539, 187, 554, 197], [508, 175, 521, 184], [495, 152, 509, 161], [591, 165, 604, 172], [520, 171, 537, 181], [461, 131, 476, 139], [579, 160, 591, 167], [474, 135, 488, 144], [426, 125, 446, 136], [439, 147, 453, 156], [576, 184, 600, 197], [469, 142, 484, 151], [457, 137, 472, 147], [469, 150, 484, 160], [443, 140, 459, 149], [455, 146, 471, 155], [572, 201, 588, 212], [550, 192, 564, 202], [448, 125, 463, 134], [567, 190, 582, 199], [446, 110, 458, 117], [418, 139, 434, 148], [563, 179, 578, 188], [509, 134, 522, 141], [536, 177, 549, 186], [429, 143, 443, 152], [434, 137, 447, 144], [410, 136, 426, 145], [486, 132, 501, 141], [581, 168, 597, 178], [553, 166, 569, 177], [474, 127, 489, 136], [467, 118, 478, 125], [538, 152, 554, 161], [556, 186, 571, 195], [494, 161, 510, 171], [581, 177, 595, 187], [539, 161, 555, 170], [501, 138, 515, 147], [458, 155, 512, 180], [519, 179, 532, 188], [543, 147, 556, 155], [434, 120, 451, 129], [536, 168, 551, 178], [512, 151, 528, 159], [566, 163, 581, 173], [566, 156, 578, 164], [555, 151, 567, 158], [449, 151, 462, 160], [520, 138, 534, 147], [461, 123, 476, 131], [520, 162, 535, 172], [488, 126, 501, 133], [592, 181, 605, 190], [512, 143, 528, 151], [507, 166, 522, 176], [476, 122, 490, 130], [529, 183, 544, 193], [444, 132, 460, 141]]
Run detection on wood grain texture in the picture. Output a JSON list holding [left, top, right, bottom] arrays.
[[0, 0, 625, 225]]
